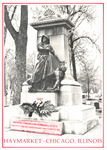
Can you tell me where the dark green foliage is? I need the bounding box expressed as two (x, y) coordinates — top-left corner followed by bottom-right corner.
(20, 100), (58, 117)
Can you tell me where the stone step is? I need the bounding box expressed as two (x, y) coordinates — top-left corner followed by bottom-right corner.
(18, 110), (60, 122)
(11, 118), (63, 136)
(4, 104), (96, 128)
(5, 105), (99, 135)
(4, 105), (60, 128)
(58, 105), (96, 121)
(63, 116), (99, 135)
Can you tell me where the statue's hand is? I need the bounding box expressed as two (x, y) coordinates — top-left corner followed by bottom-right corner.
(51, 50), (55, 55)
(27, 79), (32, 85)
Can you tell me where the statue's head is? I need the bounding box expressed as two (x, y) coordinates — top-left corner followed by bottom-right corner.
(41, 35), (50, 44)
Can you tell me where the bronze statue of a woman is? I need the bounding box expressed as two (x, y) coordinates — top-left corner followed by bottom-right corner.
(28, 35), (66, 92)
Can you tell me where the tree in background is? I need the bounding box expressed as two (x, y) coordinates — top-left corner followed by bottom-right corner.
(4, 49), (17, 105)
(55, 5), (101, 81)
(4, 5), (28, 104)
(78, 60), (101, 99)
(4, 5), (17, 103)
(4, 5), (17, 45)
(26, 51), (35, 75)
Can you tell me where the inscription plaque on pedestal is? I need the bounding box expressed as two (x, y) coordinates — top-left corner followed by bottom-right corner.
(11, 119), (63, 136)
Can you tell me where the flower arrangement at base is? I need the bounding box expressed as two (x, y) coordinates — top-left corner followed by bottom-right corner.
(20, 100), (58, 117)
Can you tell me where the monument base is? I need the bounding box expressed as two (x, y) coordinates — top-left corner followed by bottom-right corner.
(21, 91), (59, 106)
(11, 118), (63, 136)
(8, 81), (99, 135)
(9, 104), (99, 135)
(58, 104), (99, 134)
(58, 105), (96, 121)
(21, 83), (59, 106)
(59, 78), (82, 106)
(63, 116), (99, 135)
(21, 79), (82, 107)
(10, 116), (99, 135)
(18, 108), (60, 121)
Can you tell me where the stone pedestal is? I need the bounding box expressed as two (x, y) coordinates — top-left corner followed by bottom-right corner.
(21, 82), (59, 106)
(21, 91), (58, 106)
(58, 105), (99, 134)
(9, 104), (99, 135)
(4, 105), (60, 128)
(59, 84), (82, 106)
(63, 116), (99, 134)
(58, 105), (96, 121)
(11, 118), (63, 136)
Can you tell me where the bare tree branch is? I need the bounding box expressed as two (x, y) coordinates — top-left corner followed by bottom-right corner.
(73, 36), (101, 53)
(4, 5), (17, 45)
(75, 17), (86, 29)
(4, 24), (7, 45)
(10, 5), (17, 21)
(4, 5), (18, 41)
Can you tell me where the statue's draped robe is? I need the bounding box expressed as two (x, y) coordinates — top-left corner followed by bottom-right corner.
(32, 42), (60, 90)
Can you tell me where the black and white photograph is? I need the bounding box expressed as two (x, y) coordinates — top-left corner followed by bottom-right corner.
(0, 1), (106, 149)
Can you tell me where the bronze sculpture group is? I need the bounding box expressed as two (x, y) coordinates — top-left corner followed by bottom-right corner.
(27, 35), (66, 92)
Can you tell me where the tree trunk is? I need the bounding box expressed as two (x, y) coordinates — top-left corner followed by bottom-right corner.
(4, 5), (28, 105)
(13, 37), (27, 104)
(4, 26), (7, 45)
(87, 76), (90, 99)
(13, 6), (28, 105)
(4, 56), (8, 105)
(71, 49), (77, 81)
